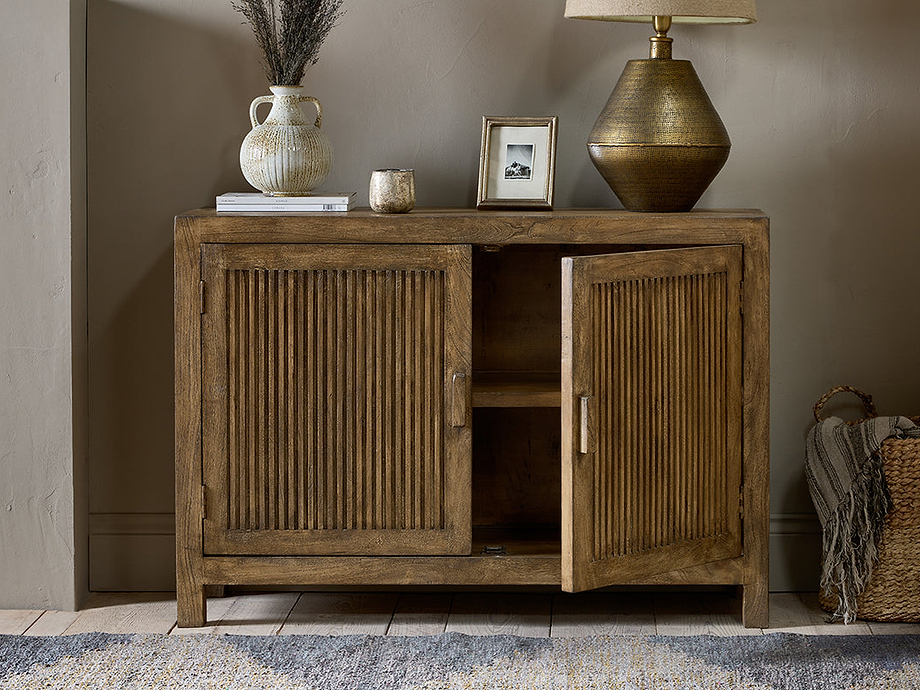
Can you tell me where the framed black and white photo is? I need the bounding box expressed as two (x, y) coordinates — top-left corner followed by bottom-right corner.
(477, 116), (557, 210)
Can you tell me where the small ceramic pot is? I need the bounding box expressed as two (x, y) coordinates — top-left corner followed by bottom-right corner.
(369, 169), (415, 213)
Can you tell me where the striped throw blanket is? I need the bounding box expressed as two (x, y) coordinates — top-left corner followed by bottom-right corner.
(805, 415), (920, 623)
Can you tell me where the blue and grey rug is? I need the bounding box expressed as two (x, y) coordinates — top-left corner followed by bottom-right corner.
(2, 631), (920, 688)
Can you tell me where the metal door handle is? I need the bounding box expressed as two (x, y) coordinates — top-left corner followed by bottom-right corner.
(451, 372), (467, 428)
(579, 395), (596, 454)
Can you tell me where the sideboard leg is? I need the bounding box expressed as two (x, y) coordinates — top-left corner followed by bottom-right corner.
(741, 581), (769, 629)
(177, 580), (207, 628)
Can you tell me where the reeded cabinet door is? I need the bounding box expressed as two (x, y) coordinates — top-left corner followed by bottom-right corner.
(200, 243), (472, 556)
(561, 246), (744, 592)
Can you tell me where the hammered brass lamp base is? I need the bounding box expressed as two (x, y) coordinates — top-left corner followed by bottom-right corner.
(588, 58), (731, 212)
(589, 141), (730, 212)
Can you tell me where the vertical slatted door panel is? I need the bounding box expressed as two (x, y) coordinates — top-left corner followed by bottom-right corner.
(561, 246), (743, 592)
(200, 244), (472, 556)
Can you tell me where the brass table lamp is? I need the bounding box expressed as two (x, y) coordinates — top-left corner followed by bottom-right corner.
(564, 0), (757, 212)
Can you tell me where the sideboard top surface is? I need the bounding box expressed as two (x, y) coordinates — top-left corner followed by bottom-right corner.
(176, 208), (769, 247)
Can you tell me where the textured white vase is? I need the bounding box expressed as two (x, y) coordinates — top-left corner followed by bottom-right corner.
(240, 85), (332, 196)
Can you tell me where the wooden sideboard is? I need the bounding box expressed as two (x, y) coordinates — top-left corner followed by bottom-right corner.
(174, 208), (769, 628)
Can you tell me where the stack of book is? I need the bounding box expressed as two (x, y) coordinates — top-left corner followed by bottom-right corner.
(216, 192), (357, 213)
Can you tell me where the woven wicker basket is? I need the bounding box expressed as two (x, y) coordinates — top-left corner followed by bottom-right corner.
(814, 386), (920, 622)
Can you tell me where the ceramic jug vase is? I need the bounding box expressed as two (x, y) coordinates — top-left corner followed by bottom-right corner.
(240, 85), (332, 196)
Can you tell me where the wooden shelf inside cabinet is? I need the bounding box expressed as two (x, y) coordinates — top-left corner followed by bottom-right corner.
(473, 526), (562, 558)
(472, 372), (561, 408)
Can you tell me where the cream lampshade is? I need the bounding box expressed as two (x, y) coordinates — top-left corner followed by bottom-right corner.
(564, 0), (757, 212)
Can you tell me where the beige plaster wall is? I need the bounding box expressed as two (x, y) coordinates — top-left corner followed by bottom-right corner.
(0, 1), (87, 610)
(84, 0), (920, 591)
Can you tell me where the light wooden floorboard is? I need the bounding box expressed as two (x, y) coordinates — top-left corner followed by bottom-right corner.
(654, 592), (763, 636)
(387, 593), (452, 636)
(446, 593), (552, 637)
(868, 620), (920, 635)
(551, 592), (656, 637)
(280, 593), (399, 636)
(169, 595), (267, 636)
(62, 593), (177, 635)
(23, 610), (81, 636)
(767, 592), (872, 635)
(0, 609), (43, 635)
(5, 591), (915, 637)
(189, 593), (300, 636)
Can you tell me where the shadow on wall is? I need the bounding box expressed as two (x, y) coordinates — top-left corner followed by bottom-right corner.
(91, 247), (174, 511)
(823, 131), (920, 410)
(822, 0), (920, 406)
(759, 0), (920, 590)
(785, 2), (920, 428)
(87, 0), (261, 525)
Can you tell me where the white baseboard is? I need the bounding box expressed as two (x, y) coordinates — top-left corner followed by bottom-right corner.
(88, 512), (824, 593)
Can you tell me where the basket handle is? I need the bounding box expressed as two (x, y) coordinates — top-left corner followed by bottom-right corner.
(813, 385), (879, 422)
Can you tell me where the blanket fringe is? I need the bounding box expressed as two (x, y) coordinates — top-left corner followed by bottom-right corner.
(819, 451), (890, 624)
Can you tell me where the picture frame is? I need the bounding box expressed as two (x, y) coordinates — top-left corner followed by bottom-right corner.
(477, 116), (558, 210)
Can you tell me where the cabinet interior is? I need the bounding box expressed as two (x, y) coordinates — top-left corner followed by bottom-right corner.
(470, 244), (641, 554)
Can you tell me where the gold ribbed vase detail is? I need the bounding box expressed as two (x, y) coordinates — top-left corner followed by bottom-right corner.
(240, 85), (332, 196)
(588, 59), (730, 212)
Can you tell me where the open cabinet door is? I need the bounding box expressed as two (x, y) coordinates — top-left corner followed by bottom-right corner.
(561, 246), (743, 592)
